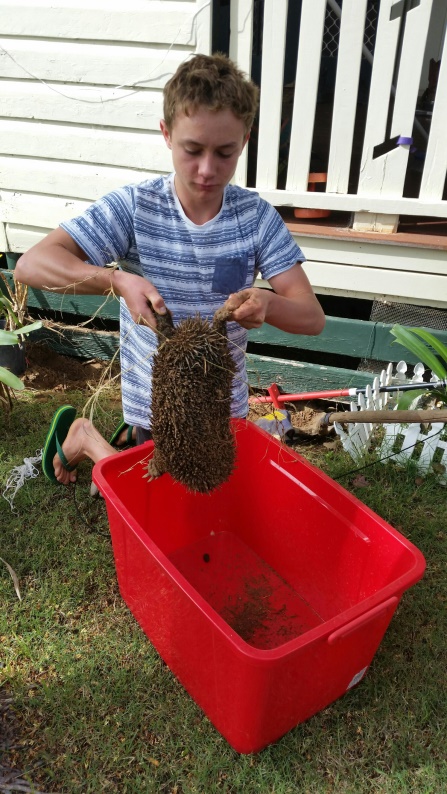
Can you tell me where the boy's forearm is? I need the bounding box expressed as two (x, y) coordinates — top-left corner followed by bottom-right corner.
(264, 290), (325, 336)
(15, 244), (115, 296)
(229, 284), (325, 334)
(16, 231), (166, 327)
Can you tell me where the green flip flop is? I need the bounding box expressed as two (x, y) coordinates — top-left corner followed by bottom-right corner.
(42, 405), (77, 483)
(109, 419), (135, 448)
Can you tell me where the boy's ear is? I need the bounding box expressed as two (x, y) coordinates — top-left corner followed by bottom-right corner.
(243, 131), (251, 148)
(160, 119), (172, 148)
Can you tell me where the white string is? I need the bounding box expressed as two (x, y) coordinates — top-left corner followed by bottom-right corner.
(0, 0), (211, 105)
(2, 449), (43, 512)
(0, 43), (175, 103)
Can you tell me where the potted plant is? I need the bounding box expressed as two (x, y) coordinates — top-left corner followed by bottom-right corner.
(0, 275), (42, 410)
(390, 324), (447, 408)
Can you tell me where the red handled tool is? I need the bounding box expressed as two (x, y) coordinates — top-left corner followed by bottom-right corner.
(249, 380), (447, 409)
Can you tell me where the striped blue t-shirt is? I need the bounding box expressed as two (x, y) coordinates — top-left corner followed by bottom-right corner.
(61, 175), (304, 429)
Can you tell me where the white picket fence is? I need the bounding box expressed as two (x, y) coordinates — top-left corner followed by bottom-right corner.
(230, 0), (447, 229)
(334, 361), (447, 484)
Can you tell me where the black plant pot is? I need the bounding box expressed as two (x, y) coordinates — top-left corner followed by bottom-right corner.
(0, 341), (26, 376)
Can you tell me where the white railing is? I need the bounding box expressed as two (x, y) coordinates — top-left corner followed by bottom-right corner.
(230, 0), (447, 228)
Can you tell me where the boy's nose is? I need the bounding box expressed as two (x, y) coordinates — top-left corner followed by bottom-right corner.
(197, 153), (216, 179)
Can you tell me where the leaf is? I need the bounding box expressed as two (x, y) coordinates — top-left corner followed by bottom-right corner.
(0, 329), (20, 345)
(430, 389), (447, 405)
(0, 556), (22, 601)
(0, 365), (24, 390)
(15, 320), (43, 336)
(396, 388), (427, 410)
(390, 325), (447, 380)
(0, 295), (20, 328)
(409, 327), (447, 367)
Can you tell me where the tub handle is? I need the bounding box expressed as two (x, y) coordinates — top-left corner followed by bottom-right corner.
(327, 596), (399, 645)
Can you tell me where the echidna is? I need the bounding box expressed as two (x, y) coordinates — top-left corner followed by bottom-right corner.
(146, 291), (249, 493)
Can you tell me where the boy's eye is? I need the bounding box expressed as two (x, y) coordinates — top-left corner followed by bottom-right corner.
(183, 148), (233, 158)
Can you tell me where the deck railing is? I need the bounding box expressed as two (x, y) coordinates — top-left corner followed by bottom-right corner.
(230, 0), (447, 230)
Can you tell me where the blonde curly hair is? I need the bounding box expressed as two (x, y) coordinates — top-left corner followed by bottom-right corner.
(163, 52), (259, 134)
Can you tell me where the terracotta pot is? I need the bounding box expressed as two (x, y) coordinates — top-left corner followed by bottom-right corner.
(294, 172), (331, 219)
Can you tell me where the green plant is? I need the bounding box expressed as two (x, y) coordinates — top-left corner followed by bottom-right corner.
(390, 324), (447, 408)
(0, 276), (42, 405)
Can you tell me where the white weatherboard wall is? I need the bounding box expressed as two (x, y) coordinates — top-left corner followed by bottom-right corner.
(0, 0), (211, 252)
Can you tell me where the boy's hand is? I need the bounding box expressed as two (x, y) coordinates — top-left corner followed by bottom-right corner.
(111, 270), (166, 328)
(228, 265), (325, 336)
(227, 288), (271, 329)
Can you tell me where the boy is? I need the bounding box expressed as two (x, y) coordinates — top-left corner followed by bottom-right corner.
(15, 53), (325, 484)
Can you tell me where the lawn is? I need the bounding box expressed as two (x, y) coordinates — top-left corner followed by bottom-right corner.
(1, 347), (446, 794)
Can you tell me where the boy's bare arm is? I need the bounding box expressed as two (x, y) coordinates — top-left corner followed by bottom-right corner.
(15, 228), (165, 327)
(229, 263), (325, 335)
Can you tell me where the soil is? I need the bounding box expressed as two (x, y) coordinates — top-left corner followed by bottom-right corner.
(221, 575), (274, 644)
(22, 343), (114, 391)
(248, 400), (331, 437)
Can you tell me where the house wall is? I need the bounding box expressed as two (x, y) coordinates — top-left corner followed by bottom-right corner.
(0, 0), (211, 252)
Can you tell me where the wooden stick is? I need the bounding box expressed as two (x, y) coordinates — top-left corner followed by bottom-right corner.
(325, 409), (447, 426)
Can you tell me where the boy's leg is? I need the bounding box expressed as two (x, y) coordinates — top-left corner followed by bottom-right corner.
(53, 418), (118, 485)
(135, 427), (152, 445)
(110, 421), (139, 448)
(53, 420), (152, 486)
(111, 425), (152, 447)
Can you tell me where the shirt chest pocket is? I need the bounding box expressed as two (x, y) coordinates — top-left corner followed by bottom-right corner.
(211, 254), (249, 295)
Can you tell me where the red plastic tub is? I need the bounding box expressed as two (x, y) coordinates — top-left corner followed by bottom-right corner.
(92, 418), (425, 753)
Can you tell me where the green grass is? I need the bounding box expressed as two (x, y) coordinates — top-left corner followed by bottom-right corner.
(1, 388), (446, 793)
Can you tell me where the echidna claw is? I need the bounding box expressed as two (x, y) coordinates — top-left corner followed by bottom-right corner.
(144, 459), (164, 481)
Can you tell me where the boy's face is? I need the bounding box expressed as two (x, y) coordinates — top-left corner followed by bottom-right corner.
(160, 107), (248, 217)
